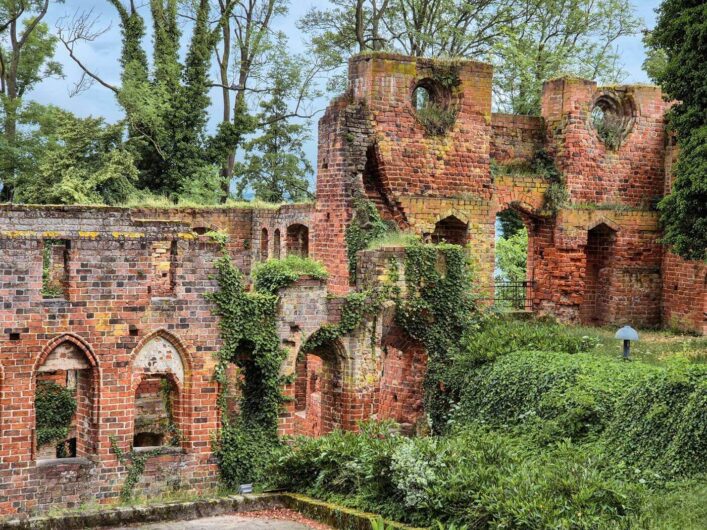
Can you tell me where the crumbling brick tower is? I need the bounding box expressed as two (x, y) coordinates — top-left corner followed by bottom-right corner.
(312, 53), (704, 331)
(313, 54), (497, 295)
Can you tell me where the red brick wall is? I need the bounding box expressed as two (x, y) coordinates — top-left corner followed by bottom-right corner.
(541, 79), (669, 208)
(490, 113), (545, 164)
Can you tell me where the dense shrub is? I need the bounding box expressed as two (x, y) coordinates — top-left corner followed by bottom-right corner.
(215, 423), (282, 489)
(252, 256), (328, 294)
(605, 366), (707, 478)
(272, 425), (645, 528)
(451, 350), (657, 442)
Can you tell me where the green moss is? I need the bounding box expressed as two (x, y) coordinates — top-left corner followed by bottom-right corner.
(252, 256), (328, 294)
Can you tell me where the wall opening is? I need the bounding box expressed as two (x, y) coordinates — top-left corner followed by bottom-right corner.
(260, 228), (269, 261)
(273, 229), (281, 259)
(494, 208), (532, 310)
(580, 223), (617, 324)
(293, 343), (342, 436)
(150, 240), (177, 298)
(363, 144), (398, 223)
(133, 375), (180, 448)
(286, 224), (309, 258)
(35, 340), (96, 460)
(590, 92), (635, 150)
(132, 333), (188, 448)
(431, 215), (467, 245)
(42, 239), (70, 299)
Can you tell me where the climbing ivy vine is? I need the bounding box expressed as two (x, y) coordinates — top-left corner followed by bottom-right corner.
(345, 195), (390, 283)
(206, 233), (289, 487)
(395, 243), (477, 432)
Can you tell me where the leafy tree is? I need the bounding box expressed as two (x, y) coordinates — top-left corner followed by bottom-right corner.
(650, 0), (707, 260)
(12, 105), (138, 205)
(236, 50), (313, 202)
(495, 226), (527, 282)
(497, 208), (524, 239)
(59, 0), (226, 201)
(0, 0), (64, 199)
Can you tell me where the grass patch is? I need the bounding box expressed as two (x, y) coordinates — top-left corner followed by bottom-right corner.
(252, 256), (328, 294)
(366, 232), (421, 250)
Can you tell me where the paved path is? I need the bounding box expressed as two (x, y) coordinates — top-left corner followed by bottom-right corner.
(111, 514), (314, 529)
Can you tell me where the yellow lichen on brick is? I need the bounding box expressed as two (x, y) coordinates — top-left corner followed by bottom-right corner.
(112, 231), (144, 239)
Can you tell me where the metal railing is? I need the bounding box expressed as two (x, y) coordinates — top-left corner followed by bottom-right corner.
(493, 280), (534, 311)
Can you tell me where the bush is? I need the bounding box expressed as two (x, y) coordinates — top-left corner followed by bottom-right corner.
(605, 366), (707, 479)
(450, 350), (657, 442)
(252, 256), (327, 294)
(35, 381), (77, 447)
(272, 424), (646, 528)
(215, 423), (281, 489)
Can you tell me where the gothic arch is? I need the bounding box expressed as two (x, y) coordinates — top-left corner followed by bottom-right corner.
(129, 330), (192, 448)
(34, 333), (99, 375)
(130, 329), (192, 392)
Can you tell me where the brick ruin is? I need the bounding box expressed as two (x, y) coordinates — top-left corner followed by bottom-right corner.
(0, 53), (704, 514)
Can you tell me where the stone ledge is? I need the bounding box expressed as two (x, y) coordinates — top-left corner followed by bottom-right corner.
(0, 494), (284, 530)
(281, 493), (423, 530)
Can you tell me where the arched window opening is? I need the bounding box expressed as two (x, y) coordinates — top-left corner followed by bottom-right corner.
(580, 223), (617, 324)
(133, 375), (180, 448)
(35, 340), (96, 460)
(260, 228), (269, 261)
(132, 334), (187, 449)
(286, 224), (309, 258)
(293, 343), (342, 437)
(494, 209), (532, 311)
(273, 229), (281, 259)
(431, 215), (467, 246)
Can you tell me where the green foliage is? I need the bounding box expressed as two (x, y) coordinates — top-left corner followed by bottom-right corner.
(651, 0), (707, 260)
(494, 227), (527, 282)
(235, 46), (314, 202)
(396, 243), (476, 431)
(272, 424), (645, 528)
(252, 256), (328, 294)
(657, 126), (707, 260)
(208, 239), (288, 487)
(110, 436), (162, 502)
(605, 366), (707, 479)
(35, 381), (77, 448)
(414, 103), (458, 136)
(345, 196), (390, 282)
(11, 107), (138, 205)
(496, 208), (524, 239)
(592, 107), (626, 150)
(215, 422), (282, 489)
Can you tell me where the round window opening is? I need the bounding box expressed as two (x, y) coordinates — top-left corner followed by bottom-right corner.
(411, 79), (456, 135)
(590, 93), (635, 150)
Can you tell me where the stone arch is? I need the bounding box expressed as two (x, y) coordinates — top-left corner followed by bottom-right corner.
(587, 216), (620, 234)
(130, 330), (191, 449)
(294, 338), (346, 436)
(580, 222), (618, 324)
(431, 215), (468, 245)
(286, 224), (309, 258)
(33, 334), (100, 460)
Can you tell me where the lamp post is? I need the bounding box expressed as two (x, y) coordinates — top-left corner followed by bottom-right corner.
(615, 326), (639, 360)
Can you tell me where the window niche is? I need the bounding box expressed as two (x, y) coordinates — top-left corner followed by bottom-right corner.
(35, 339), (96, 461)
(273, 229), (281, 259)
(42, 239), (70, 299)
(590, 92), (636, 150)
(410, 77), (458, 136)
(260, 228), (269, 261)
(133, 375), (180, 448)
(149, 240), (177, 298)
(286, 224), (309, 258)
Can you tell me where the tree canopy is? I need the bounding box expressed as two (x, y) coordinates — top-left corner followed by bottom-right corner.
(650, 0), (707, 260)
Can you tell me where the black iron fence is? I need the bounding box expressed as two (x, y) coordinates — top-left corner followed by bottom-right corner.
(493, 280), (534, 311)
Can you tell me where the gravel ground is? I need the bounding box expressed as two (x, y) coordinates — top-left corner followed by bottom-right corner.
(110, 508), (332, 529)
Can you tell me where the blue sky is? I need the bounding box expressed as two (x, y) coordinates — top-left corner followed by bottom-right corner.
(31, 1), (662, 175)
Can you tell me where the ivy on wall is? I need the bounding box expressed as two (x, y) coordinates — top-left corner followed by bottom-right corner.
(395, 243), (477, 432)
(345, 195), (390, 283)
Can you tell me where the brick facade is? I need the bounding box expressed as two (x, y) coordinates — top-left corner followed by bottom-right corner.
(0, 53), (704, 516)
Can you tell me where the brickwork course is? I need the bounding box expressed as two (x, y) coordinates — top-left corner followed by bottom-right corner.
(0, 53), (704, 515)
